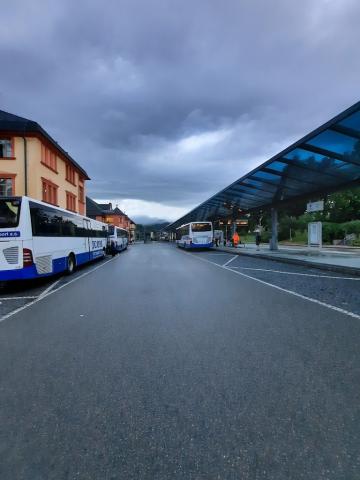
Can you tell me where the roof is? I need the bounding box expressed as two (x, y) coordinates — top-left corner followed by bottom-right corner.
(97, 203), (111, 211)
(86, 198), (129, 218)
(86, 197), (104, 216)
(113, 207), (126, 216)
(166, 101), (360, 230)
(0, 109), (90, 179)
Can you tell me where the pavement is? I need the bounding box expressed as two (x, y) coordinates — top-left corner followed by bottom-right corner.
(214, 242), (360, 275)
(0, 243), (360, 479)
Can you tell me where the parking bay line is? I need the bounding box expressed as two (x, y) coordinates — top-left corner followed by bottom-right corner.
(0, 257), (115, 324)
(38, 279), (61, 298)
(228, 266), (360, 280)
(181, 250), (360, 320)
(222, 255), (238, 267)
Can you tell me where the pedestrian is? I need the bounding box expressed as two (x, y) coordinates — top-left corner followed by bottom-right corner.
(255, 231), (261, 251)
(232, 231), (239, 248)
(110, 240), (117, 257)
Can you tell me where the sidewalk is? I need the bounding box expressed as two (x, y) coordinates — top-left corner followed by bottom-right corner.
(214, 243), (360, 275)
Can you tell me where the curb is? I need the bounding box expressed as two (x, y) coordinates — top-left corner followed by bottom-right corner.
(213, 247), (360, 276)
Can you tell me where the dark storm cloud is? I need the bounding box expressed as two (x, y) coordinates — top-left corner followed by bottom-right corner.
(1, 0), (360, 214)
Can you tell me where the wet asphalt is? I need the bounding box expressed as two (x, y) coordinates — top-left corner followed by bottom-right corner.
(0, 243), (360, 479)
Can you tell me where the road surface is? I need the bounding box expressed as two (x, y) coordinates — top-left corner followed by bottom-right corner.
(0, 243), (359, 479)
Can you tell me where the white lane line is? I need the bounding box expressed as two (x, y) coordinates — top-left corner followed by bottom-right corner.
(0, 296), (37, 301)
(222, 255), (238, 267)
(181, 250), (360, 320)
(38, 279), (61, 298)
(228, 266), (360, 280)
(0, 257), (115, 324)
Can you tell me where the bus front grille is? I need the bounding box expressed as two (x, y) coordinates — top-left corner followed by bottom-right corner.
(3, 246), (19, 265)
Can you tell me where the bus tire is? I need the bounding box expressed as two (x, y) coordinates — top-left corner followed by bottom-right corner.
(66, 253), (76, 275)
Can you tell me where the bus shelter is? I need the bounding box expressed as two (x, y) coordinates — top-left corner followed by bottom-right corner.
(165, 101), (360, 249)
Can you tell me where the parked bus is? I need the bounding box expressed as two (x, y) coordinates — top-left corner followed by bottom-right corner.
(107, 225), (128, 253)
(0, 196), (108, 281)
(176, 222), (213, 249)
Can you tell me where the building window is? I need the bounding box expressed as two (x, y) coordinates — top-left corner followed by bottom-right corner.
(66, 192), (77, 212)
(41, 144), (57, 171)
(42, 178), (58, 206)
(0, 139), (14, 158)
(78, 184), (85, 203)
(0, 175), (15, 196)
(66, 164), (76, 185)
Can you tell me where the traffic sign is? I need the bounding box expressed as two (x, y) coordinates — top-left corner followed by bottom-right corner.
(307, 200), (324, 213)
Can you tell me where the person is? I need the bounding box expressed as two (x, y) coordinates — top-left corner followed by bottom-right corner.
(232, 231), (239, 247)
(255, 231), (261, 250)
(215, 237), (219, 247)
(110, 240), (117, 257)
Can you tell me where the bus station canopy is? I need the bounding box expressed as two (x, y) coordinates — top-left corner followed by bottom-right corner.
(166, 101), (360, 231)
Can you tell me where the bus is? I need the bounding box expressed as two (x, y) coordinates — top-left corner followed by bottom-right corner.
(107, 225), (128, 253)
(0, 196), (108, 281)
(176, 222), (213, 249)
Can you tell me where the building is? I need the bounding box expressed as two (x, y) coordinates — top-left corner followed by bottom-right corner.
(0, 110), (89, 214)
(86, 197), (136, 240)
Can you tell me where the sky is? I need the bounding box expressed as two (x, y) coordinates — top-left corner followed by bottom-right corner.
(1, 0), (360, 223)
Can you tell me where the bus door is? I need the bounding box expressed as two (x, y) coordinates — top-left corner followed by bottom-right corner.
(83, 219), (91, 261)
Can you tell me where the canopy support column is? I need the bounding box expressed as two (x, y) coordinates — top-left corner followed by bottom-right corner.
(231, 222), (237, 236)
(270, 207), (278, 251)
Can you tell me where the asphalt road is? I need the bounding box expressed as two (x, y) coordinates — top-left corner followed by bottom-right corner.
(0, 243), (360, 479)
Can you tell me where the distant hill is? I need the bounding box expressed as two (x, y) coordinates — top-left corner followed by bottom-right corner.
(132, 215), (170, 226)
(136, 222), (169, 232)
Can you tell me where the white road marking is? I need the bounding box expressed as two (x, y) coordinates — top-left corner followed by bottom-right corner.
(0, 296), (37, 301)
(228, 266), (360, 280)
(206, 253), (233, 256)
(180, 250), (360, 320)
(0, 257), (115, 323)
(38, 279), (61, 298)
(222, 255), (238, 267)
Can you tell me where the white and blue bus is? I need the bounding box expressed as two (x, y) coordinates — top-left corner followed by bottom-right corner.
(176, 222), (213, 249)
(0, 196), (108, 281)
(108, 225), (128, 253)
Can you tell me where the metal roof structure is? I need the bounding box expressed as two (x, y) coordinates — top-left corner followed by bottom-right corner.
(166, 101), (360, 230)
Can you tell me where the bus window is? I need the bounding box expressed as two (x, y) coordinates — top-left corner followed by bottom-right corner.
(0, 199), (21, 228)
(191, 223), (212, 232)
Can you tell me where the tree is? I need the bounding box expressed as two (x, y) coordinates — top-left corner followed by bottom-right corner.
(324, 186), (360, 223)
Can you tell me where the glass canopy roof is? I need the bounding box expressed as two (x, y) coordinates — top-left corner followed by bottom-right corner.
(167, 101), (360, 230)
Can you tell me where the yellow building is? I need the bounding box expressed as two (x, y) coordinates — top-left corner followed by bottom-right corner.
(0, 110), (89, 214)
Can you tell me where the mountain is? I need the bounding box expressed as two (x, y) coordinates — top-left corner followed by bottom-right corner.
(132, 215), (170, 226)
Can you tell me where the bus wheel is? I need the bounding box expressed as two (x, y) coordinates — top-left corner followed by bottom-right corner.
(66, 254), (76, 275)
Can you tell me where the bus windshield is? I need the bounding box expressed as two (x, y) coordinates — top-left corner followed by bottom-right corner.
(0, 199), (21, 228)
(191, 223), (212, 232)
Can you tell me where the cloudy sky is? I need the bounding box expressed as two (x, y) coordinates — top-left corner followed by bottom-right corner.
(1, 0), (360, 222)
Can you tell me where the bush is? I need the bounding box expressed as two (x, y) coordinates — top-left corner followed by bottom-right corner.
(342, 220), (360, 235)
(260, 230), (271, 243)
(322, 223), (346, 243)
